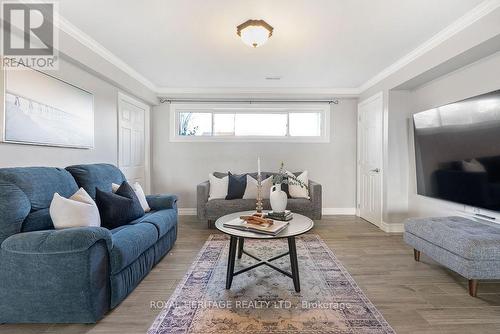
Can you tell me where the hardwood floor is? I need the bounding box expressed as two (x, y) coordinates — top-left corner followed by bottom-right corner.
(2, 215), (500, 334)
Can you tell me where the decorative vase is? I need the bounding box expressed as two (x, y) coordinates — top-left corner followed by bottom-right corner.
(270, 184), (287, 213)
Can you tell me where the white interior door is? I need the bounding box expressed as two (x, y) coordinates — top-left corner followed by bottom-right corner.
(118, 92), (150, 193)
(357, 93), (383, 226)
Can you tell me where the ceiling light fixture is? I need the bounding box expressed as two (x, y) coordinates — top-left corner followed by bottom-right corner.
(237, 19), (273, 48)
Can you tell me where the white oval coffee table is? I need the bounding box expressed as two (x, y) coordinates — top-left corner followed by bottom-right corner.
(215, 211), (314, 292)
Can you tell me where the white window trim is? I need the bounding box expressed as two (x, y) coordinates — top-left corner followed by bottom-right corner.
(169, 103), (331, 143)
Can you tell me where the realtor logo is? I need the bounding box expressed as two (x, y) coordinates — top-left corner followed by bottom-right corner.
(1, 1), (58, 69)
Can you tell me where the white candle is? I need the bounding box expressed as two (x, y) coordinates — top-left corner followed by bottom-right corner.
(257, 157), (261, 177)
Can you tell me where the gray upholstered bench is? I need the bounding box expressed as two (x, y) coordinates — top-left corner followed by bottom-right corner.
(404, 216), (500, 297)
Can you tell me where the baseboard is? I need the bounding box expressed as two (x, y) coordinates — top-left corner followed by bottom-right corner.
(178, 207), (357, 216)
(380, 221), (405, 233)
(322, 208), (356, 215)
(178, 208), (197, 216)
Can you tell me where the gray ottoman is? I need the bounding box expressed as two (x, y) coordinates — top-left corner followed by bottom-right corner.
(404, 216), (500, 296)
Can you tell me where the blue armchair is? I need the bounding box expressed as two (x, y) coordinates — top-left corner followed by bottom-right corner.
(0, 164), (178, 323)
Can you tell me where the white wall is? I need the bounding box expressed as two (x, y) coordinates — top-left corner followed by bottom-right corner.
(358, 7), (500, 226)
(151, 100), (358, 210)
(408, 52), (500, 218)
(360, 7), (500, 100)
(0, 58), (140, 168)
(58, 25), (158, 105)
(384, 90), (411, 223)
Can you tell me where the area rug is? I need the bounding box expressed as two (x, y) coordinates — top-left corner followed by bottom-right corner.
(148, 234), (395, 334)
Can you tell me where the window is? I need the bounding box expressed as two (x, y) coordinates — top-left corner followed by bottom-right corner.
(170, 103), (330, 142)
(179, 112), (211, 136)
(289, 112), (321, 136)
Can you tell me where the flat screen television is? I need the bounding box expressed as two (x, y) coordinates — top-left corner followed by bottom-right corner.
(413, 90), (500, 212)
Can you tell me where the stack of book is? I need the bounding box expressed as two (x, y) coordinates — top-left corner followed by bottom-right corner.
(223, 217), (289, 236)
(266, 210), (294, 221)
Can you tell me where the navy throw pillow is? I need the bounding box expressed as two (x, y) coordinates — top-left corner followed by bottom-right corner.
(95, 181), (145, 229)
(226, 172), (247, 200)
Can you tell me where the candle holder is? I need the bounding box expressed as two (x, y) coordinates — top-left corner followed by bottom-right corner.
(256, 173), (263, 213)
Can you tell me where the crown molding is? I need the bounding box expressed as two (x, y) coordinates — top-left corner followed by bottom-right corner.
(53, 0), (500, 99)
(55, 16), (158, 92)
(358, 0), (500, 94)
(156, 87), (361, 99)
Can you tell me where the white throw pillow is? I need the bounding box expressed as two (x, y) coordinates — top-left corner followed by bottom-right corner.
(112, 182), (151, 212)
(133, 182), (151, 212)
(208, 173), (228, 200)
(286, 170), (310, 199)
(462, 159), (486, 173)
(243, 175), (273, 199)
(50, 188), (101, 229)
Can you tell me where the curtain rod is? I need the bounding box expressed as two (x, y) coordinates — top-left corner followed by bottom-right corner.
(159, 98), (340, 104)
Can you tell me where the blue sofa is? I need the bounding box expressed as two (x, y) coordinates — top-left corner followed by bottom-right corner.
(0, 164), (178, 323)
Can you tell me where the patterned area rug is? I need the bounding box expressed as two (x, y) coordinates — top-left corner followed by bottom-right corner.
(148, 234), (395, 334)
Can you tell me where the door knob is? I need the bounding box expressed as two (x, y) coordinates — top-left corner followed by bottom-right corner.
(370, 168), (380, 173)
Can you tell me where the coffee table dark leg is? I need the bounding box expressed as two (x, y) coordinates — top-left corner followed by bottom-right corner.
(237, 237), (244, 259)
(226, 236), (238, 289)
(288, 236), (301, 292)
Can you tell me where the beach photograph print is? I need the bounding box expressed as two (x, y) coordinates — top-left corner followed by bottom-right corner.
(3, 68), (94, 148)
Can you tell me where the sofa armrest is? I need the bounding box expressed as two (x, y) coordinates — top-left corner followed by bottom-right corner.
(0, 227), (112, 323)
(309, 180), (322, 220)
(146, 194), (178, 211)
(197, 181), (210, 221)
(1, 227), (112, 254)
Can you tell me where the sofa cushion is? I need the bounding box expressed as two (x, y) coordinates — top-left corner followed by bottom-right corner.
(405, 216), (500, 261)
(243, 175), (273, 200)
(109, 225), (129, 235)
(206, 199), (260, 217)
(0, 167), (78, 211)
(130, 209), (177, 239)
(286, 170), (310, 199)
(50, 188), (101, 229)
(112, 182), (151, 212)
(66, 164), (126, 199)
(226, 172), (247, 200)
(0, 181), (31, 244)
(96, 182), (145, 229)
(209, 173), (228, 200)
(110, 223), (158, 274)
(285, 198), (314, 212)
(213, 171), (272, 179)
(206, 198), (313, 218)
(22, 208), (54, 232)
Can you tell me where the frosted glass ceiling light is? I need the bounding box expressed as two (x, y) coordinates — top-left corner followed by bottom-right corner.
(237, 20), (273, 48)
